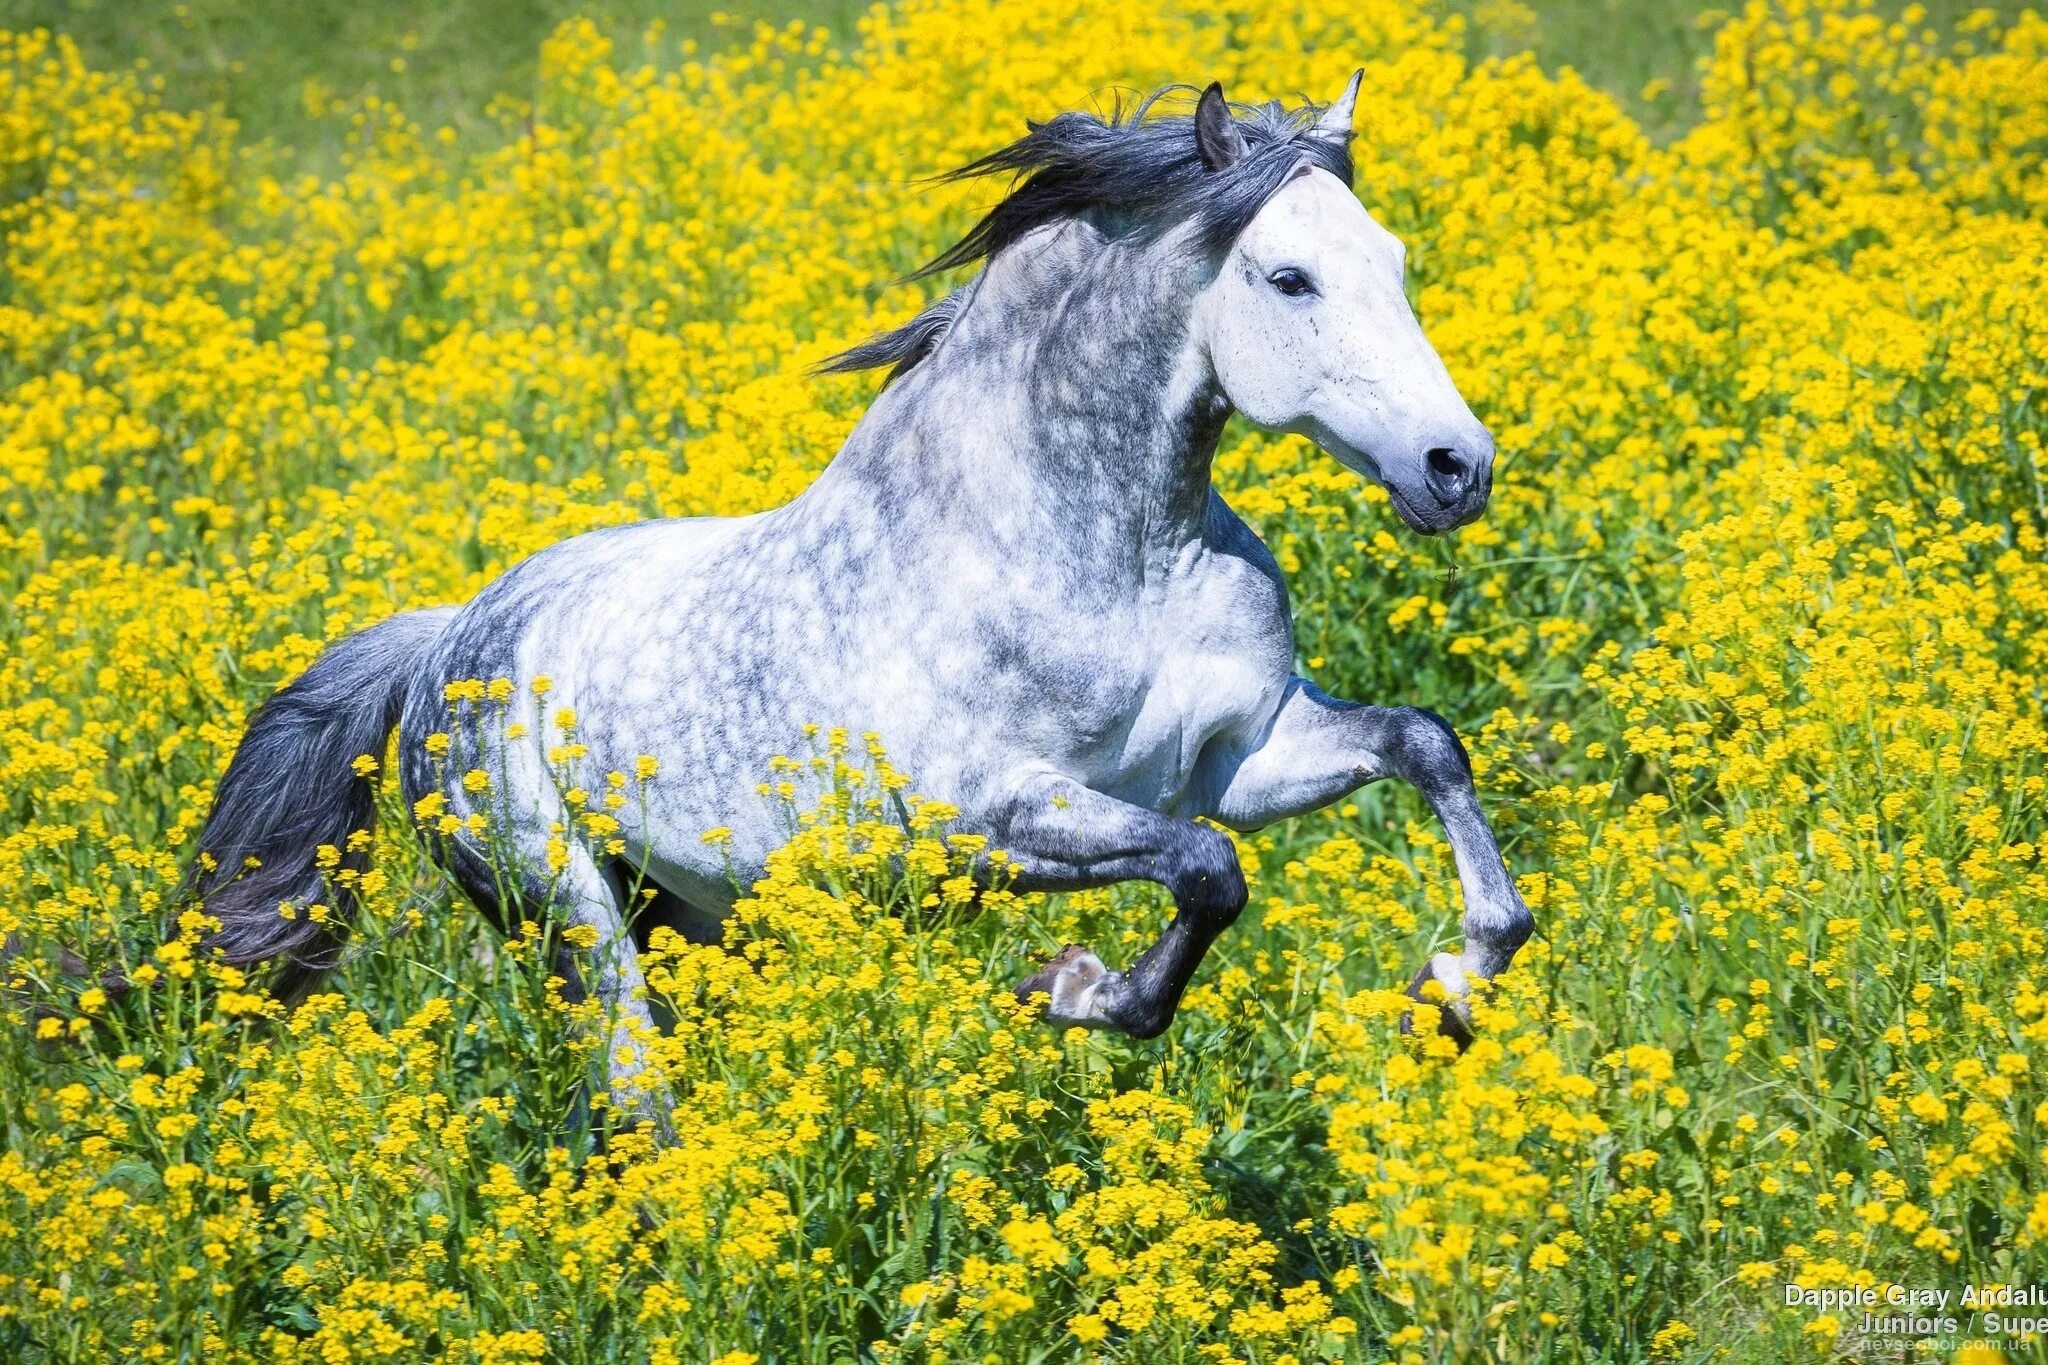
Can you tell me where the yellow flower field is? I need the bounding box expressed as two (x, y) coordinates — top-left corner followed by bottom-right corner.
(2, 0), (2046, 1359)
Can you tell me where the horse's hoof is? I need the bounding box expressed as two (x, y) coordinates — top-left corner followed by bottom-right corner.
(1014, 944), (1115, 1027)
(1400, 960), (1474, 1052)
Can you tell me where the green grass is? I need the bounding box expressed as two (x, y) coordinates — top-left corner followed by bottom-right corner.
(3, 0), (2031, 165)
(1451, 0), (2034, 140)
(0, 0), (866, 165)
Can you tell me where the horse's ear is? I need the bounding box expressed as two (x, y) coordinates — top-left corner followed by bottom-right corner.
(1317, 69), (1363, 142)
(1194, 82), (1245, 171)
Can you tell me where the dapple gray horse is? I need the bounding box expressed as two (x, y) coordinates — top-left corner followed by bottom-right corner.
(189, 77), (1534, 1121)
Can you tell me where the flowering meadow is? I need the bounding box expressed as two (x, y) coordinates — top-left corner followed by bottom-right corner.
(3, 0), (2047, 1359)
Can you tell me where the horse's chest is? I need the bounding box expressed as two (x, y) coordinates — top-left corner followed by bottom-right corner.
(1084, 559), (1294, 807)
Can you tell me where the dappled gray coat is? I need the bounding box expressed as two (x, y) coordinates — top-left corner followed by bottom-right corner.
(186, 76), (1533, 1128)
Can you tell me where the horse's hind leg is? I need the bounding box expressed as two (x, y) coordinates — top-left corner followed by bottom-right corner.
(437, 826), (670, 1134)
(991, 773), (1248, 1039)
(437, 829), (590, 1006)
(539, 842), (669, 1131)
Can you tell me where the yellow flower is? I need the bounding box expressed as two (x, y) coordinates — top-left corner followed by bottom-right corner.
(3, 2), (2045, 1359)
(1069, 1313), (1109, 1344)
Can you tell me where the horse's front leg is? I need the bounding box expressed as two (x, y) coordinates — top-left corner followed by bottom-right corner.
(1196, 678), (1534, 1043)
(991, 773), (1247, 1039)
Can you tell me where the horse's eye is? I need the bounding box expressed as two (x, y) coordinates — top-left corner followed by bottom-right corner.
(1268, 267), (1314, 297)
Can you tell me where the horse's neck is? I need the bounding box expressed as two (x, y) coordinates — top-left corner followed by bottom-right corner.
(827, 222), (1225, 563)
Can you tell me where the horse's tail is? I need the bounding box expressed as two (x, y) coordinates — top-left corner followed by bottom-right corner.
(185, 607), (455, 1001)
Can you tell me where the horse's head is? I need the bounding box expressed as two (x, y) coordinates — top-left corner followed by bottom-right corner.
(828, 77), (1495, 532)
(1191, 77), (1494, 534)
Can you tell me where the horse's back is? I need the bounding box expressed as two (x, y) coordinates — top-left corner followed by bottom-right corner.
(425, 514), (750, 679)
(398, 513), (757, 802)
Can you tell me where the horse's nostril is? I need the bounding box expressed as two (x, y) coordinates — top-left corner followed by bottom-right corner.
(1424, 446), (1467, 503)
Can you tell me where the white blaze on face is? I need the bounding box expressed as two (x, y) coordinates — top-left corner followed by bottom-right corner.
(1194, 165), (1495, 534)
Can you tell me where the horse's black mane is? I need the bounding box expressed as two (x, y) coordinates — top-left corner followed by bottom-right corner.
(823, 85), (1354, 382)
